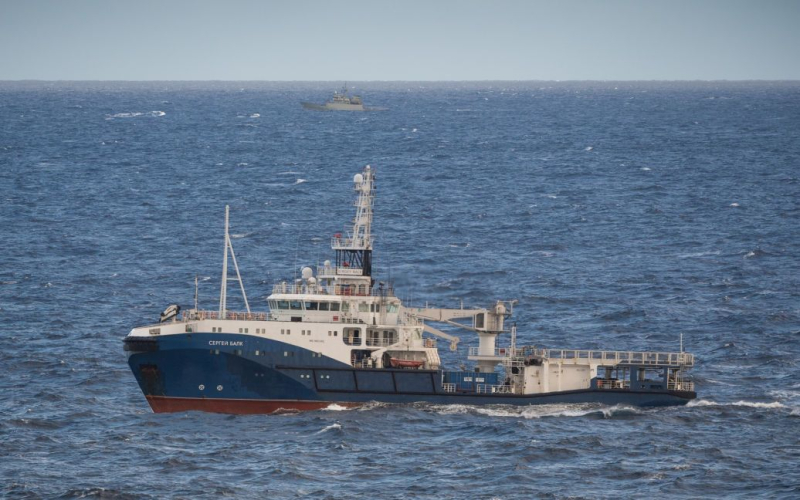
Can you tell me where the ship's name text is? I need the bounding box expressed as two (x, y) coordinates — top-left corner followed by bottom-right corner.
(208, 340), (244, 347)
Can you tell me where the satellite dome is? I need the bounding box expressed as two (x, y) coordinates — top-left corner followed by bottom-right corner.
(354, 173), (363, 184)
(308, 277), (317, 285)
(301, 267), (313, 279)
(324, 260), (331, 267)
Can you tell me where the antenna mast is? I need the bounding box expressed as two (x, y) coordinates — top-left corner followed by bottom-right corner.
(332, 165), (375, 278)
(219, 205), (251, 318)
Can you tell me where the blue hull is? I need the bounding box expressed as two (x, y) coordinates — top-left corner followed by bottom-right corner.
(125, 333), (695, 414)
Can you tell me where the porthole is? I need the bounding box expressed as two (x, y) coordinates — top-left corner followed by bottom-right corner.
(217, 385), (223, 391)
(199, 384), (205, 390)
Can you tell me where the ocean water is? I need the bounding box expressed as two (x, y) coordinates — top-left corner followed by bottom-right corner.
(1, 81), (799, 499)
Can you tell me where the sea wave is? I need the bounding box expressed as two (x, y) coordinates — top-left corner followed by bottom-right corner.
(105, 111), (165, 119)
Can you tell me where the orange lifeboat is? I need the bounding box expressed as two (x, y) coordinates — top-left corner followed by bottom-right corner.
(389, 358), (424, 369)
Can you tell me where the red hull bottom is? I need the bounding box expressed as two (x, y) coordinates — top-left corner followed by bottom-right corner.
(146, 396), (361, 414)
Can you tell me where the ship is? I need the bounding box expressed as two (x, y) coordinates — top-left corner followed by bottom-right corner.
(124, 165), (696, 414)
(301, 85), (380, 111)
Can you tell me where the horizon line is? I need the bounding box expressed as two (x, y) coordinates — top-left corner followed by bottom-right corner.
(2, 79), (800, 83)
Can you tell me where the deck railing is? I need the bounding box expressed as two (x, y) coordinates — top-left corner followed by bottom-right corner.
(182, 310), (268, 322)
(469, 346), (694, 367)
(668, 380), (695, 391)
(270, 283), (395, 297)
(365, 337), (399, 347)
(595, 379), (631, 390)
(476, 384), (513, 394)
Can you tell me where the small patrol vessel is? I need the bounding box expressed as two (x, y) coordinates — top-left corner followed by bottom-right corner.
(301, 85), (376, 111)
(124, 166), (696, 414)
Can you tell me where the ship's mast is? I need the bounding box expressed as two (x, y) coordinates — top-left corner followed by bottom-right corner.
(219, 207), (229, 315)
(218, 205), (250, 318)
(332, 165), (375, 278)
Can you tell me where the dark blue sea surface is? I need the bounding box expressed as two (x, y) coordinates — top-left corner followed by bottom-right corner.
(1, 81), (799, 499)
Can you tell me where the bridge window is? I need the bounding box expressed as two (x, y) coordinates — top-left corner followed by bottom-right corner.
(278, 300), (289, 309)
(305, 301), (318, 311)
(319, 302), (330, 311)
(367, 329), (397, 346)
(343, 328), (361, 346)
(359, 303), (369, 312)
(290, 301), (302, 310)
(330, 302), (340, 312)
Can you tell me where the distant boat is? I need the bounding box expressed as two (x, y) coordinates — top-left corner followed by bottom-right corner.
(302, 85), (383, 111)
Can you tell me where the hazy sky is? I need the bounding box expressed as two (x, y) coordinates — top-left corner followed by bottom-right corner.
(1, 0), (798, 80)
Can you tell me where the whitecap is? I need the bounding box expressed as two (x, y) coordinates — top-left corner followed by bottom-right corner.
(730, 202), (740, 207)
(412, 128), (418, 132)
(641, 167), (651, 171)
(315, 422), (342, 434)
(250, 113), (260, 118)
(236, 162), (249, 166)
(688, 399), (786, 409)
(677, 250), (720, 259)
(294, 179), (307, 185)
(107, 112), (142, 119)
(704, 378), (736, 387)
(520, 403), (640, 419)
(230, 233), (248, 239)
(322, 404), (350, 411)
(585, 146), (593, 151)
(106, 110), (165, 119)
(768, 390), (800, 400)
